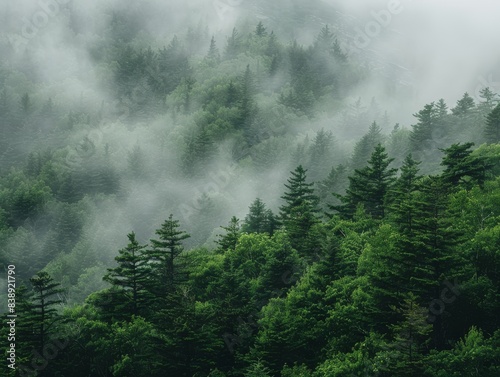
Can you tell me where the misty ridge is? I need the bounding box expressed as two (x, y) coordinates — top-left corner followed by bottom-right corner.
(1, 1), (500, 376)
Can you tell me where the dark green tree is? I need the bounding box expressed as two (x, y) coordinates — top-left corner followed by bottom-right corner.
(242, 198), (275, 235)
(485, 102), (500, 143)
(337, 144), (397, 219)
(389, 154), (422, 234)
(440, 142), (490, 190)
(146, 214), (190, 292)
(28, 272), (63, 354)
(103, 232), (150, 318)
(216, 216), (241, 253)
(279, 166), (320, 256)
(410, 103), (437, 154)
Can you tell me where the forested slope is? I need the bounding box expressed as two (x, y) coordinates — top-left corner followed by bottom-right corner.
(1, 1), (500, 376)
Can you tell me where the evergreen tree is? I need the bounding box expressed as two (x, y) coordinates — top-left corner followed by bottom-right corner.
(242, 198), (275, 234)
(337, 144), (397, 219)
(238, 65), (256, 134)
(279, 166), (320, 256)
(485, 102), (500, 143)
(386, 293), (432, 376)
(255, 21), (268, 37)
(389, 154), (422, 234)
(103, 232), (150, 318)
(307, 129), (335, 182)
(206, 36), (220, 65)
(225, 27), (241, 59)
(440, 142), (490, 190)
(477, 87), (498, 116)
(28, 272), (63, 354)
(452, 92), (476, 118)
(146, 214), (190, 292)
(351, 122), (383, 169)
(410, 103), (437, 154)
(216, 216), (240, 253)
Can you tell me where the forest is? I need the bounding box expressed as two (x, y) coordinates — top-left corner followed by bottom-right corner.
(1, 1), (500, 376)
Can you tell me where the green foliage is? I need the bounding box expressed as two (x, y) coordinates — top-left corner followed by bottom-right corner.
(485, 102), (500, 143)
(279, 165), (320, 256)
(103, 232), (150, 319)
(336, 144), (397, 219)
(146, 214), (190, 293)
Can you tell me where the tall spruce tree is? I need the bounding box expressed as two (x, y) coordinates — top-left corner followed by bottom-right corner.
(410, 103), (437, 154)
(485, 102), (500, 143)
(147, 214), (190, 292)
(336, 144), (397, 219)
(28, 272), (63, 354)
(279, 165), (320, 256)
(440, 142), (490, 190)
(216, 216), (241, 253)
(242, 198), (276, 235)
(103, 232), (150, 317)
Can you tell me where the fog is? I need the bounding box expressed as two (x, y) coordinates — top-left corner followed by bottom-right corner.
(1, 0), (499, 299)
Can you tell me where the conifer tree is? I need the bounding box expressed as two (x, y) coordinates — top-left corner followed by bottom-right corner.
(478, 87), (498, 113)
(485, 102), (500, 143)
(410, 103), (437, 154)
(440, 142), (490, 190)
(238, 65), (256, 133)
(28, 272), (63, 354)
(103, 232), (150, 317)
(308, 129), (335, 182)
(206, 36), (220, 65)
(279, 166), (320, 255)
(255, 21), (267, 37)
(451, 92), (476, 118)
(242, 198), (274, 234)
(147, 214), (190, 292)
(389, 154), (422, 234)
(216, 216), (241, 253)
(351, 122), (383, 169)
(336, 144), (397, 219)
(225, 27), (241, 59)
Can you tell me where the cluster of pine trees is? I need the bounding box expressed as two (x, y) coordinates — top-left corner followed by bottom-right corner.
(6, 139), (500, 376)
(1, 7), (500, 376)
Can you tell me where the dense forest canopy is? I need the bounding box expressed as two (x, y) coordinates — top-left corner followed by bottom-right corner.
(1, 1), (500, 376)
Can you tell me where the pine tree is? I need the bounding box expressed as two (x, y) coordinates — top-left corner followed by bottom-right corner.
(478, 87), (498, 115)
(389, 154), (422, 234)
(485, 102), (500, 143)
(452, 92), (476, 118)
(225, 27), (241, 59)
(205, 36), (220, 65)
(307, 129), (335, 182)
(29, 272), (63, 354)
(238, 65), (256, 133)
(436, 98), (448, 118)
(440, 142), (490, 190)
(337, 144), (397, 219)
(351, 122), (383, 169)
(255, 21), (267, 37)
(242, 198), (274, 234)
(410, 103), (437, 154)
(103, 232), (150, 317)
(147, 214), (190, 292)
(279, 166), (320, 256)
(387, 293), (432, 376)
(216, 216), (241, 253)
